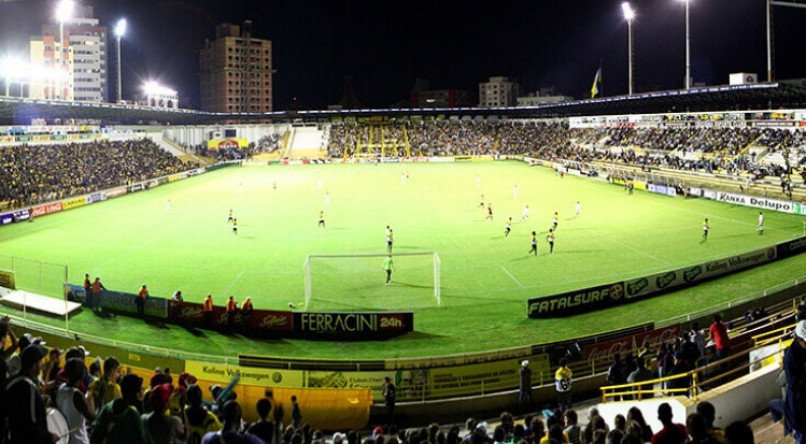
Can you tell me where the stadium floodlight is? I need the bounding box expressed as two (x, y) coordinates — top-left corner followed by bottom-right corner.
(55, 0), (74, 100)
(114, 18), (127, 103)
(142, 80), (177, 97)
(0, 55), (28, 97)
(679, 0), (691, 90)
(622, 2), (635, 95)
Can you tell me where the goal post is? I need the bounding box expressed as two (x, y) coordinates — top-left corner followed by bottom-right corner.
(303, 251), (441, 310)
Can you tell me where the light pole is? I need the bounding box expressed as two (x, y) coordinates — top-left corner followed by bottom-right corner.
(55, 0), (74, 100)
(680, 0), (691, 89)
(114, 18), (127, 103)
(622, 2), (635, 95)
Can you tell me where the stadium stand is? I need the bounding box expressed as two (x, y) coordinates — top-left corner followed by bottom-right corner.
(0, 139), (188, 211)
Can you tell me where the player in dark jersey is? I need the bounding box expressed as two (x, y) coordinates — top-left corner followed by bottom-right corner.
(528, 231), (537, 256)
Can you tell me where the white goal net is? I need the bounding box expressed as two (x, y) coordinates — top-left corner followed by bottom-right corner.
(303, 252), (441, 311)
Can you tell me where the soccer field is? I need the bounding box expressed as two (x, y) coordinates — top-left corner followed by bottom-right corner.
(1, 161), (804, 359)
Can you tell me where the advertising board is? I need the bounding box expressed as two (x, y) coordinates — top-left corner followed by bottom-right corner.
(710, 191), (805, 215)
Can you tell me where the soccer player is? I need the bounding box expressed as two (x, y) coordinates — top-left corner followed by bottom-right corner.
(547, 230), (556, 253)
(505, 217), (512, 237)
(486, 203), (493, 220)
(512, 184), (519, 198)
(324, 192), (331, 207)
(575, 201), (581, 217)
(551, 212), (559, 231)
(232, 218), (238, 235)
(528, 231), (538, 256)
(227, 209), (234, 222)
(382, 255), (396, 285)
(521, 205), (530, 222)
(475, 174), (481, 188)
(479, 194), (485, 208)
(757, 211), (764, 235)
(702, 218), (710, 241)
(318, 211), (325, 228)
(387, 229), (394, 253)
(165, 200), (172, 212)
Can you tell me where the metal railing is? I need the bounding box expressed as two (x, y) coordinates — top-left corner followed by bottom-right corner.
(600, 329), (786, 403)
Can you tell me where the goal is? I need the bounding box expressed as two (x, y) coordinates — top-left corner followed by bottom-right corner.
(303, 252), (441, 310)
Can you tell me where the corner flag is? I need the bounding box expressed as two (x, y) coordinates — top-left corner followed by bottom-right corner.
(590, 67), (602, 98)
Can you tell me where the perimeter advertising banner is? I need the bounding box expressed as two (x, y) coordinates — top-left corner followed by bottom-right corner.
(305, 353), (549, 401)
(709, 191), (805, 215)
(293, 311), (413, 339)
(63, 283), (168, 318)
(528, 237), (805, 318)
(582, 324), (682, 362)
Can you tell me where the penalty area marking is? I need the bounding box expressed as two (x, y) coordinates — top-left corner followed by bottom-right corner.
(499, 265), (524, 288)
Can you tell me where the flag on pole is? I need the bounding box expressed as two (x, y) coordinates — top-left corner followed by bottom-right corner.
(590, 67), (602, 98)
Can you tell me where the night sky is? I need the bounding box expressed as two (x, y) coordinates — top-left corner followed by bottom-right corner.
(1, 0), (805, 110)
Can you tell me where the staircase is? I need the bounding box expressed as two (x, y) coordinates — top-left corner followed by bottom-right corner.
(286, 126), (327, 159)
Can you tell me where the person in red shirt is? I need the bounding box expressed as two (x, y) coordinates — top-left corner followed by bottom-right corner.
(202, 294), (214, 327)
(708, 314), (731, 359)
(136, 285), (148, 318)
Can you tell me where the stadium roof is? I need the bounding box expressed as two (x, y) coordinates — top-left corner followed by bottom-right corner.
(2, 79), (806, 125)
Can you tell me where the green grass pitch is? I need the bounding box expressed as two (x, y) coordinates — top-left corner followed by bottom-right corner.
(1, 160), (804, 359)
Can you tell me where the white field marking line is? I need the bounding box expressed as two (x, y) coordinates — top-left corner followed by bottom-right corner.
(499, 265), (524, 288)
(220, 270), (246, 296)
(587, 227), (672, 266)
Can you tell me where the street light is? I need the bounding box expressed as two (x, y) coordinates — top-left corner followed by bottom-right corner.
(679, 0), (691, 90)
(622, 2), (635, 95)
(55, 0), (74, 100)
(114, 18), (127, 103)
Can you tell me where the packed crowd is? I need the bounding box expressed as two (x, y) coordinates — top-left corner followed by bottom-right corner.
(327, 121), (805, 180)
(0, 316), (309, 444)
(0, 139), (187, 210)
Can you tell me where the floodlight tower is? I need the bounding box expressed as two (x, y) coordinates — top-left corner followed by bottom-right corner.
(114, 18), (127, 102)
(679, 0), (691, 89)
(55, 0), (74, 100)
(622, 2), (635, 95)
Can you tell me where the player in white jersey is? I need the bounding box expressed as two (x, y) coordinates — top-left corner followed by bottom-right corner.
(512, 184), (519, 198)
(757, 211), (764, 235)
(521, 205), (530, 222)
(575, 201), (581, 217)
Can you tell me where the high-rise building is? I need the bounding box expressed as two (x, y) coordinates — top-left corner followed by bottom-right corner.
(478, 76), (519, 107)
(200, 21), (273, 113)
(31, 5), (108, 102)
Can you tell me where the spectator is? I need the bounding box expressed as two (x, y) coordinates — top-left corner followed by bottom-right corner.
(708, 314), (731, 359)
(563, 409), (581, 444)
(695, 401), (724, 443)
(248, 398), (274, 443)
(627, 407), (654, 442)
(722, 421), (753, 444)
(6, 344), (56, 444)
(241, 297), (254, 328)
(519, 359), (532, 407)
(383, 376), (396, 424)
(57, 357), (95, 444)
(142, 383), (184, 443)
(605, 429), (622, 444)
(0, 317), (17, 441)
(88, 356), (122, 412)
(90, 373), (146, 444)
(184, 384), (222, 444)
(685, 413), (719, 444)
(291, 394), (302, 428)
(201, 400), (264, 444)
(651, 402), (687, 444)
(667, 352), (693, 395)
(784, 320), (806, 443)
(626, 356), (655, 399)
(555, 358), (573, 411)
(607, 354), (626, 386)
